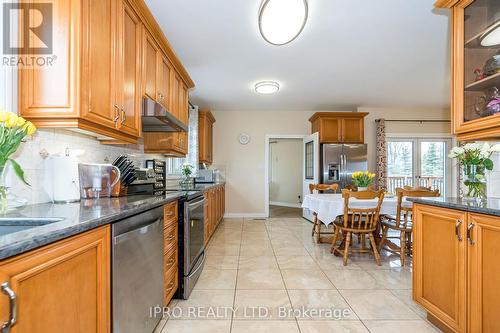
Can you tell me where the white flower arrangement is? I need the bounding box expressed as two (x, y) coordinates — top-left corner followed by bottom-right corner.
(180, 162), (194, 178)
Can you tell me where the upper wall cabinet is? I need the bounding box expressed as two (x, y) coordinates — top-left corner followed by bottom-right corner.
(19, 0), (194, 144)
(199, 109), (215, 164)
(309, 112), (368, 144)
(435, 0), (500, 141)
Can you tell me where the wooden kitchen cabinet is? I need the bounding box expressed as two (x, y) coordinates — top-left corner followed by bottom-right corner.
(434, 0), (500, 140)
(204, 185), (225, 244)
(116, 0), (142, 137)
(413, 204), (500, 333)
(0, 226), (110, 333)
(19, 0), (194, 144)
(467, 213), (500, 333)
(199, 109), (216, 164)
(413, 204), (467, 333)
(309, 112), (368, 144)
(19, 0), (141, 143)
(163, 201), (178, 305)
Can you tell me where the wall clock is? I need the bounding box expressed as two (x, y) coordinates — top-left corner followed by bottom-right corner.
(238, 133), (251, 145)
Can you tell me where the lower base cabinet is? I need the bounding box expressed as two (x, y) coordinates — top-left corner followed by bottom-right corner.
(163, 201), (178, 305)
(204, 185), (225, 244)
(0, 226), (111, 333)
(413, 204), (500, 333)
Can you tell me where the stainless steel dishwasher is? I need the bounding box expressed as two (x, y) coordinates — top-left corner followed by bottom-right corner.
(112, 205), (164, 333)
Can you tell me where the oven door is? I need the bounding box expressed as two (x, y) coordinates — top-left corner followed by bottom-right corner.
(183, 196), (206, 274)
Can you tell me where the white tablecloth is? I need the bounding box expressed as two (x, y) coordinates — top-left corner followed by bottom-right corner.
(301, 193), (412, 226)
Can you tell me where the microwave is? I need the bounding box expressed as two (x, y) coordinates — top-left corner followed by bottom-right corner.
(195, 169), (217, 183)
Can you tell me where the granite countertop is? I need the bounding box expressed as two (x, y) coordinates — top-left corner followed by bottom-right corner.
(0, 192), (184, 260)
(408, 197), (500, 217)
(165, 181), (226, 192)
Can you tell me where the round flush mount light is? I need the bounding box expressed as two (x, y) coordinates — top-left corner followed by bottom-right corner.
(255, 81), (280, 94)
(258, 0), (308, 46)
(480, 21), (500, 47)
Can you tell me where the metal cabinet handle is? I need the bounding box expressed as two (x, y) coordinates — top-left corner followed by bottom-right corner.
(121, 108), (126, 124)
(165, 210), (175, 218)
(455, 219), (462, 241)
(166, 257), (175, 268)
(166, 234), (175, 241)
(114, 104), (120, 123)
(1, 282), (17, 333)
(165, 281), (175, 292)
(467, 223), (475, 245)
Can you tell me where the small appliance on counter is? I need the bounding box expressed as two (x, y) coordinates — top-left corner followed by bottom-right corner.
(78, 163), (121, 199)
(126, 168), (157, 195)
(195, 168), (219, 183)
(43, 149), (80, 203)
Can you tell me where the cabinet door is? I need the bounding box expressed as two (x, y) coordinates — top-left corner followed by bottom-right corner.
(81, 0), (118, 129)
(157, 55), (171, 110)
(207, 120), (213, 163)
(174, 132), (188, 155)
(169, 73), (181, 119)
(468, 213), (500, 333)
(19, 0), (79, 119)
(341, 118), (364, 143)
(198, 116), (208, 163)
(0, 226), (110, 333)
(320, 118), (341, 143)
(178, 83), (189, 125)
(142, 30), (159, 101)
(413, 204), (467, 333)
(117, 0), (141, 137)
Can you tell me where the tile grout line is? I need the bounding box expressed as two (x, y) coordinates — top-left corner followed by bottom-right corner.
(229, 218), (244, 333)
(265, 219), (303, 333)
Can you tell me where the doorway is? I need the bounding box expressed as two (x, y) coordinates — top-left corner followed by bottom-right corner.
(264, 135), (306, 218)
(387, 137), (453, 196)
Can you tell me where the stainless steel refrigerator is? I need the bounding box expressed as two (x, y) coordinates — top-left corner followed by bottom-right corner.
(321, 144), (368, 188)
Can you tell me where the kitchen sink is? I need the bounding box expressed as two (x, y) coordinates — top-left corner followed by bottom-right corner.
(0, 218), (64, 236)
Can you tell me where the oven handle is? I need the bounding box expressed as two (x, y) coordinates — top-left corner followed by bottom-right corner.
(187, 197), (206, 209)
(186, 252), (206, 278)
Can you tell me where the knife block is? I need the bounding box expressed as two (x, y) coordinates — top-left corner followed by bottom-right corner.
(111, 179), (128, 197)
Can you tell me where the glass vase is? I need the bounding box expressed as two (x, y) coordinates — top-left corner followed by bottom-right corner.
(462, 164), (487, 202)
(0, 165), (8, 214)
(179, 176), (193, 189)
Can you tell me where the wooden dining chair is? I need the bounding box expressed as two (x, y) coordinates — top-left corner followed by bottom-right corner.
(309, 183), (339, 243)
(378, 188), (440, 266)
(330, 189), (385, 266)
(403, 185), (432, 191)
(344, 184), (376, 192)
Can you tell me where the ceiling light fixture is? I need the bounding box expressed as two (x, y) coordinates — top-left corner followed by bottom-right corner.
(258, 0), (308, 46)
(255, 81), (280, 94)
(480, 21), (500, 47)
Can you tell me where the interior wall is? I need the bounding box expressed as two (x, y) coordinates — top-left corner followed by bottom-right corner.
(269, 138), (303, 207)
(213, 108), (451, 217)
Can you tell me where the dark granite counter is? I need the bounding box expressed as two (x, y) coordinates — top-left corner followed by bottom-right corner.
(0, 192), (184, 260)
(165, 181), (225, 192)
(408, 197), (500, 217)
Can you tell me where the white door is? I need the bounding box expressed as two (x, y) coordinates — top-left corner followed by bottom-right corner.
(302, 132), (319, 221)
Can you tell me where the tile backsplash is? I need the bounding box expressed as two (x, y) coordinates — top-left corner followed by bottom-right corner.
(8, 129), (167, 205)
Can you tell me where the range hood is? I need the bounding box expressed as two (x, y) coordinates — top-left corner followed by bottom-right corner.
(142, 97), (188, 132)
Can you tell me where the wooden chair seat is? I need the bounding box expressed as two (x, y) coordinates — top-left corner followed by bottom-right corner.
(309, 183), (339, 243)
(330, 189), (385, 266)
(380, 216), (413, 231)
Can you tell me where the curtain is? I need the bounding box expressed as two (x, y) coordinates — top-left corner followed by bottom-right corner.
(375, 119), (387, 190)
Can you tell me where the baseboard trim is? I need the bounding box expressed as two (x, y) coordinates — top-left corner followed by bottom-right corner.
(270, 201), (302, 208)
(223, 213), (268, 219)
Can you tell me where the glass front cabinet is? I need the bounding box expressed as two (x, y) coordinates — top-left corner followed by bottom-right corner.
(435, 0), (500, 140)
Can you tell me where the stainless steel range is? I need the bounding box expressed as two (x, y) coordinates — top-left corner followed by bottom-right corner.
(171, 190), (206, 299)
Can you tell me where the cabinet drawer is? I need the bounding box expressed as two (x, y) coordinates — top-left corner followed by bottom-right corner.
(164, 263), (178, 304)
(164, 247), (177, 272)
(164, 223), (177, 254)
(164, 201), (178, 226)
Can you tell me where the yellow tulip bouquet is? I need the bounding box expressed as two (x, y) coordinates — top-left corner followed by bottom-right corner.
(0, 110), (37, 211)
(351, 171), (376, 188)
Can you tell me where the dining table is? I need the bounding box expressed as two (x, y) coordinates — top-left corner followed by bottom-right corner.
(301, 193), (412, 245)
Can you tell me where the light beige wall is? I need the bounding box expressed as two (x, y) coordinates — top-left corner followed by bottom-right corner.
(212, 110), (314, 216)
(213, 108), (451, 216)
(269, 138), (303, 206)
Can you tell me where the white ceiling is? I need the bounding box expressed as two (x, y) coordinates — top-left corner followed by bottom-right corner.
(145, 0), (451, 111)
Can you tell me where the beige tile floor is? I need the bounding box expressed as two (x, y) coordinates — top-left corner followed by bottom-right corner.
(158, 216), (439, 333)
